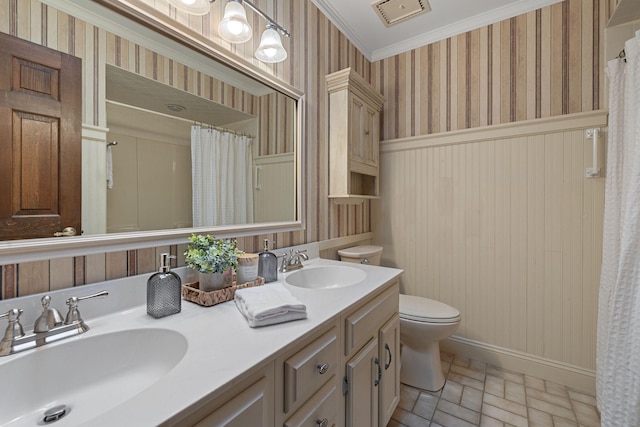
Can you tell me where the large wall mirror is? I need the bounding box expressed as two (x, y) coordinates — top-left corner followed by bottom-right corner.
(0, 0), (303, 263)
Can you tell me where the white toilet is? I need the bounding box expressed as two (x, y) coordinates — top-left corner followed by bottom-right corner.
(338, 245), (462, 392)
(399, 294), (461, 391)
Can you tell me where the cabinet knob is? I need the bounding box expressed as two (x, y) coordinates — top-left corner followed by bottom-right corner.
(316, 418), (329, 427)
(317, 363), (329, 375)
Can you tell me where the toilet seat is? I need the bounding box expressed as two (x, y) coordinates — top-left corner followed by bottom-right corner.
(399, 294), (461, 323)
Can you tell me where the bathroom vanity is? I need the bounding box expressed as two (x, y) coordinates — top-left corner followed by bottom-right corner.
(0, 257), (402, 427)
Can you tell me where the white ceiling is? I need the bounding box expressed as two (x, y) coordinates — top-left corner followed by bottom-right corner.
(310, 0), (563, 61)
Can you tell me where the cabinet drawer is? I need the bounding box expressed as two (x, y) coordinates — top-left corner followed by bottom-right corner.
(344, 282), (398, 356)
(284, 327), (339, 413)
(284, 379), (339, 427)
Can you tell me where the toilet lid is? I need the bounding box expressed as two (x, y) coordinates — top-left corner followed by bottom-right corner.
(399, 294), (461, 323)
(337, 245), (383, 258)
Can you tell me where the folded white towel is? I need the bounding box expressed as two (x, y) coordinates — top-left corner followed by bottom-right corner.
(234, 283), (307, 327)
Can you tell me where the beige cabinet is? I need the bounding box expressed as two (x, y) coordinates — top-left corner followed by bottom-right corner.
(185, 362), (275, 427)
(276, 323), (341, 427)
(326, 68), (385, 204)
(174, 280), (399, 427)
(378, 314), (401, 426)
(345, 338), (380, 427)
(343, 282), (400, 427)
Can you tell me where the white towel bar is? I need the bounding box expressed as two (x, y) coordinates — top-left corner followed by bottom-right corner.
(586, 128), (600, 178)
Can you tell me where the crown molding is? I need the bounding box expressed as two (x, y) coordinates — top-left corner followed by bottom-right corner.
(312, 0), (563, 62)
(309, 0), (373, 59)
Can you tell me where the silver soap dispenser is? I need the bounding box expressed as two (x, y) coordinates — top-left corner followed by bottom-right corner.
(147, 253), (182, 319)
(258, 239), (278, 283)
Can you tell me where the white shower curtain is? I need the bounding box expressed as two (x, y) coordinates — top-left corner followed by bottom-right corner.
(597, 31), (640, 426)
(191, 126), (254, 227)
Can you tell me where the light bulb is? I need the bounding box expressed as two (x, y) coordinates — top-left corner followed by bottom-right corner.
(226, 20), (244, 36)
(262, 47), (277, 58)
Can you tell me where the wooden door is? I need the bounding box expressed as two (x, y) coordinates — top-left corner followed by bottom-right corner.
(0, 32), (82, 240)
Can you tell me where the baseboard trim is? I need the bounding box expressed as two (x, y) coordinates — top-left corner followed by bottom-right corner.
(441, 335), (596, 394)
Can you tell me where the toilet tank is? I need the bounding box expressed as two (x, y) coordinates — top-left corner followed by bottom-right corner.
(337, 245), (383, 266)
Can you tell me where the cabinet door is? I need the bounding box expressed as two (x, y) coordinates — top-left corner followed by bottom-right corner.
(378, 314), (400, 427)
(194, 374), (274, 427)
(345, 338), (380, 427)
(349, 95), (366, 164)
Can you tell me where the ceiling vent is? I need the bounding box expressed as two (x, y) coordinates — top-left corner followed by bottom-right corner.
(372, 0), (431, 27)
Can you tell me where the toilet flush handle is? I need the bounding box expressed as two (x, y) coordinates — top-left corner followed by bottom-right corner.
(361, 258), (369, 264)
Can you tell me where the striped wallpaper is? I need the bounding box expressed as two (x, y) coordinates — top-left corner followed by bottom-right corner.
(371, 0), (607, 141)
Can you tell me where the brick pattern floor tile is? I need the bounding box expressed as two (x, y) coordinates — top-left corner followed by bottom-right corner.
(388, 352), (600, 427)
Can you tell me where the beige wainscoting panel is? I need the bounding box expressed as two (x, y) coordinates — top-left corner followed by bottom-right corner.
(375, 111), (607, 374)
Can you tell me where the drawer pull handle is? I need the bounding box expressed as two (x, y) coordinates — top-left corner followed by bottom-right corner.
(316, 418), (329, 427)
(317, 363), (329, 375)
(384, 343), (392, 370)
(374, 357), (382, 386)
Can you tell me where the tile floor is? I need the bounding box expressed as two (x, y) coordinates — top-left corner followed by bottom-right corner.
(388, 352), (601, 427)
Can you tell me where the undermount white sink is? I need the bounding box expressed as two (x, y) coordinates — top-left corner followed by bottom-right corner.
(285, 265), (367, 289)
(0, 328), (187, 426)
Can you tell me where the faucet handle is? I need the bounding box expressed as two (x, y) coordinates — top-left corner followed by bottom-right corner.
(65, 290), (108, 325)
(34, 295), (64, 333)
(0, 308), (25, 340)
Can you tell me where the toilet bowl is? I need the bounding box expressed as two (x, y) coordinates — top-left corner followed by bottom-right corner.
(399, 294), (461, 392)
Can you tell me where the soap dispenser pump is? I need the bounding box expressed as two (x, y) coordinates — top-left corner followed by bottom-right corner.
(147, 253), (182, 319)
(258, 239), (278, 283)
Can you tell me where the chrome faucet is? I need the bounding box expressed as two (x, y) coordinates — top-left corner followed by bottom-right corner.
(279, 249), (309, 272)
(0, 290), (108, 357)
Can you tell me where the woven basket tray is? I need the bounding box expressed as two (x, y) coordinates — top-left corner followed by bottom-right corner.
(182, 276), (265, 307)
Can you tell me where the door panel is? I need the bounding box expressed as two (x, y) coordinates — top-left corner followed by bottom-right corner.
(345, 338), (379, 427)
(0, 32), (82, 240)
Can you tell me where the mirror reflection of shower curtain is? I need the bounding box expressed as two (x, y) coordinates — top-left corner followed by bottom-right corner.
(191, 126), (254, 226)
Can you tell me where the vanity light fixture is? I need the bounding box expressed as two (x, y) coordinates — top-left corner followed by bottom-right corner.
(169, 0), (290, 63)
(219, 0), (290, 64)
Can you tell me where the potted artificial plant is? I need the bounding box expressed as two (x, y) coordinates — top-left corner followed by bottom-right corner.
(184, 234), (244, 291)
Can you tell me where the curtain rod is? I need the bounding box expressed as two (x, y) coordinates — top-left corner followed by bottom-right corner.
(105, 100), (255, 138)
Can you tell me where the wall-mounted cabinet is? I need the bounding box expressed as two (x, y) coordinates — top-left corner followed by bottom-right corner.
(327, 68), (385, 204)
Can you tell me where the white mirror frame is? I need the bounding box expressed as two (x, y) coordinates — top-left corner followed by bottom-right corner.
(0, 0), (305, 264)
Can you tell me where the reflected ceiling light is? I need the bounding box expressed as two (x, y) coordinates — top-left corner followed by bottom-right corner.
(168, 0), (211, 16)
(169, 0), (291, 63)
(255, 24), (287, 63)
(218, 0), (252, 43)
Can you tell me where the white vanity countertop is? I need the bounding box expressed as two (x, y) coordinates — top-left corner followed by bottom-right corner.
(0, 256), (402, 426)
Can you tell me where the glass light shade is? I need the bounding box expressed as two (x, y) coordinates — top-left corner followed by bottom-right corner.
(255, 27), (287, 63)
(218, 1), (252, 43)
(167, 0), (210, 15)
